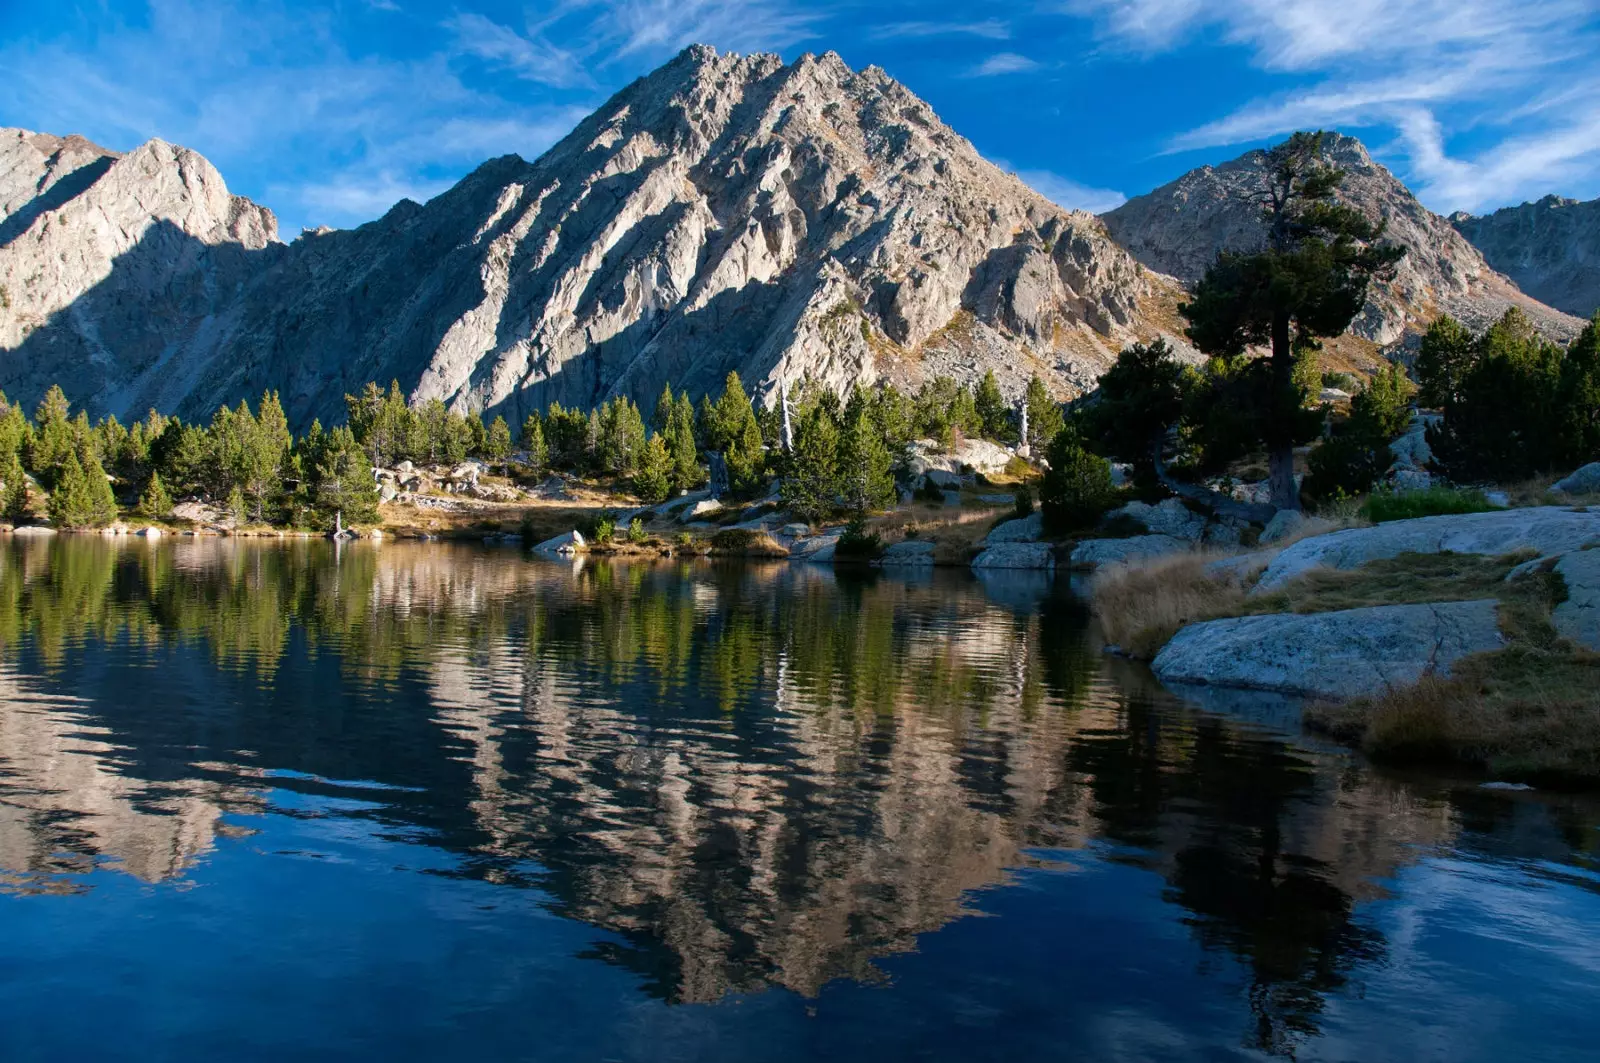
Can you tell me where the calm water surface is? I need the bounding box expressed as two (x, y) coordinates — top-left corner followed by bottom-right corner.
(0, 537), (1596, 1062)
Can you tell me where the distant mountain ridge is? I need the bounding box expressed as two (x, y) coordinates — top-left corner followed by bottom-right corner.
(1100, 134), (1585, 347)
(0, 50), (1585, 429)
(1451, 195), (1600, 319)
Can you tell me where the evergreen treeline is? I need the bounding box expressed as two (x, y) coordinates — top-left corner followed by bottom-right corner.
(1047, 307), (1600, 524)
(1, 368), (1064, 530)
(0, 385), (381, 529)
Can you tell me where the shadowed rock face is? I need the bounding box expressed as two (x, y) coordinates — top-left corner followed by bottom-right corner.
(1101, 134), (1584, 347)
(0, 46), (1168, 429)
(1452, 195), (1600, 318)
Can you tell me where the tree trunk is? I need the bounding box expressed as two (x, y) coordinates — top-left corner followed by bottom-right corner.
(1268, 311), (1300, 512)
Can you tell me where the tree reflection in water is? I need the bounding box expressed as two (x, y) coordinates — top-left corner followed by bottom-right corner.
(0, 537), (1594, 1057)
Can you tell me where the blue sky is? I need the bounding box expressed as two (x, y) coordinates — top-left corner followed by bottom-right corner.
(3, 0), (1598, 237)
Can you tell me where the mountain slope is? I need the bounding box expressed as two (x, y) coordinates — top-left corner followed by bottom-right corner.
(0, 129), (281, 417)
(0, 47), (1173, 428)
(1101, 134), (1584, 347)
(1452, 196), (1600, 318)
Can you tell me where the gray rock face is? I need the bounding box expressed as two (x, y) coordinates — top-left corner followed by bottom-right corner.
(532, 529), (586, 556)
(0, 46), (1161, 429)
(790, 531), (840, 562)
(0, 131), (280, 419)
(875, 539), (936, 566)
(1069, 533), (1188, 568)
(1552, 549), (1600, 651)
(1152, 600), (1504, 699)
(1256, 507), (1600, 591)
(1452, 195), (1600, 317)
(1110, 498), (1206, 541)
(1102, 133), (1583, 346)
(983, 512), (1042, 543)
(971, 541), (1054, 570)
(1552, 463), (1600, 495)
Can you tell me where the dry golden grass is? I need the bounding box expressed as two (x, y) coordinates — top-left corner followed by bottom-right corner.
(1089, 552), (1246, 658)
(1307, 647), (1600, 787)
(707, 529), (789, 557)
(1243, 550), (1551, 617)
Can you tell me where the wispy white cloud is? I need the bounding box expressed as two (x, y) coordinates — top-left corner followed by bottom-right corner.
(1070, 0), (1600, 211)
(990, 155), (1127, 214)
(447, 12), (594, 90)
(1017, 169), (1127, 214)
(968, 52), (1040, 76)
(593, 0), (820, 58)
(0, 0), (828, 233)
(870, 19), (1010, 41)
(292, 171), (454, 219)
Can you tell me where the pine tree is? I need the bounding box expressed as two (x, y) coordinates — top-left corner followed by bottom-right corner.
(312, 427), (380, 525)
(634, 433), (673, 504)
(521, 414), (548, 475)
(486, 415), (513, 470)
(974, 370), (1012, 442)
(713, 372), (765, 493)
(837, 406), (895, 515)
(669, 392), (699, 488)
(48, 451), (114, 528)
(781, 406), (840, 522)
(1181, 131), (1405, 510)
(2, 451), (29, 522)
(30, 385), (77, 488)
(138, 472), (173, 520)
(1023, 375), (1064, 453)
(227, 485), (249, 526)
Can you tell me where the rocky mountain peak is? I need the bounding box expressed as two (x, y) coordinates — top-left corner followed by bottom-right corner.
(1101, 132), (1584, 348)
(1451, 195), (1600, 318)
(1, 45), (1168, 428)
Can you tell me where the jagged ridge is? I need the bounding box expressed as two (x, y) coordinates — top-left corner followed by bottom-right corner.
(1101, 134), (1585, 347)
(1452, 195), (1600, 319)
(0, 47), (1171, 428)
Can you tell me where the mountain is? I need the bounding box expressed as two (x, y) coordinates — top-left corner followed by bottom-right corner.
(0, 47), (1177, 428)
(1451, 195), (1600, 319)
(0, 128), (282, 418)
(1101, 134), (1585, 348)
(2, 54), (1586, 430)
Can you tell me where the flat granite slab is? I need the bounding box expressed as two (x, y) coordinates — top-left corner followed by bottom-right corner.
(1152, 599), (1504, 700)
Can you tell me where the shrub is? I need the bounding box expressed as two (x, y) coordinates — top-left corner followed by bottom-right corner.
(627, 517), (647, 543)
(592, 513), (616, 544)
(1012, 485), (1034, 519)
(708, 528), (787, 556)
(1304, 434), (1387, 501)
(834, 516), (884, 560)
(1362, 486), (1496, 523)
(1039, 429), (1116, 534)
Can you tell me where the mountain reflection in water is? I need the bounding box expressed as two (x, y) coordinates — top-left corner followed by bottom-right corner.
(0, 537), (1596, 1062)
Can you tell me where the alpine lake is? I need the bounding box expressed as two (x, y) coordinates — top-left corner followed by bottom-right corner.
(0, 535), (1596, 1062)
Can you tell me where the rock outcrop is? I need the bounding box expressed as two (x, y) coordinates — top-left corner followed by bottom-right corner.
(0, 130), (280, 417)
(1069, 533), (1188, 568)
(1101, 134), (1584, 347)
(1255, 507), (1600, 591)
(1452, 195), (1600, 318)
(1551, 550), (1600, 652)
(1152, 599), (1504, 699)
(0, 46), (1172, 429)
(971, 541), (1055, 570)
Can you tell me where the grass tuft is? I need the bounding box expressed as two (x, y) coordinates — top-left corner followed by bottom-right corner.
(1362, 486), (1497, 523)
(1089, 553), (1245, 658)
